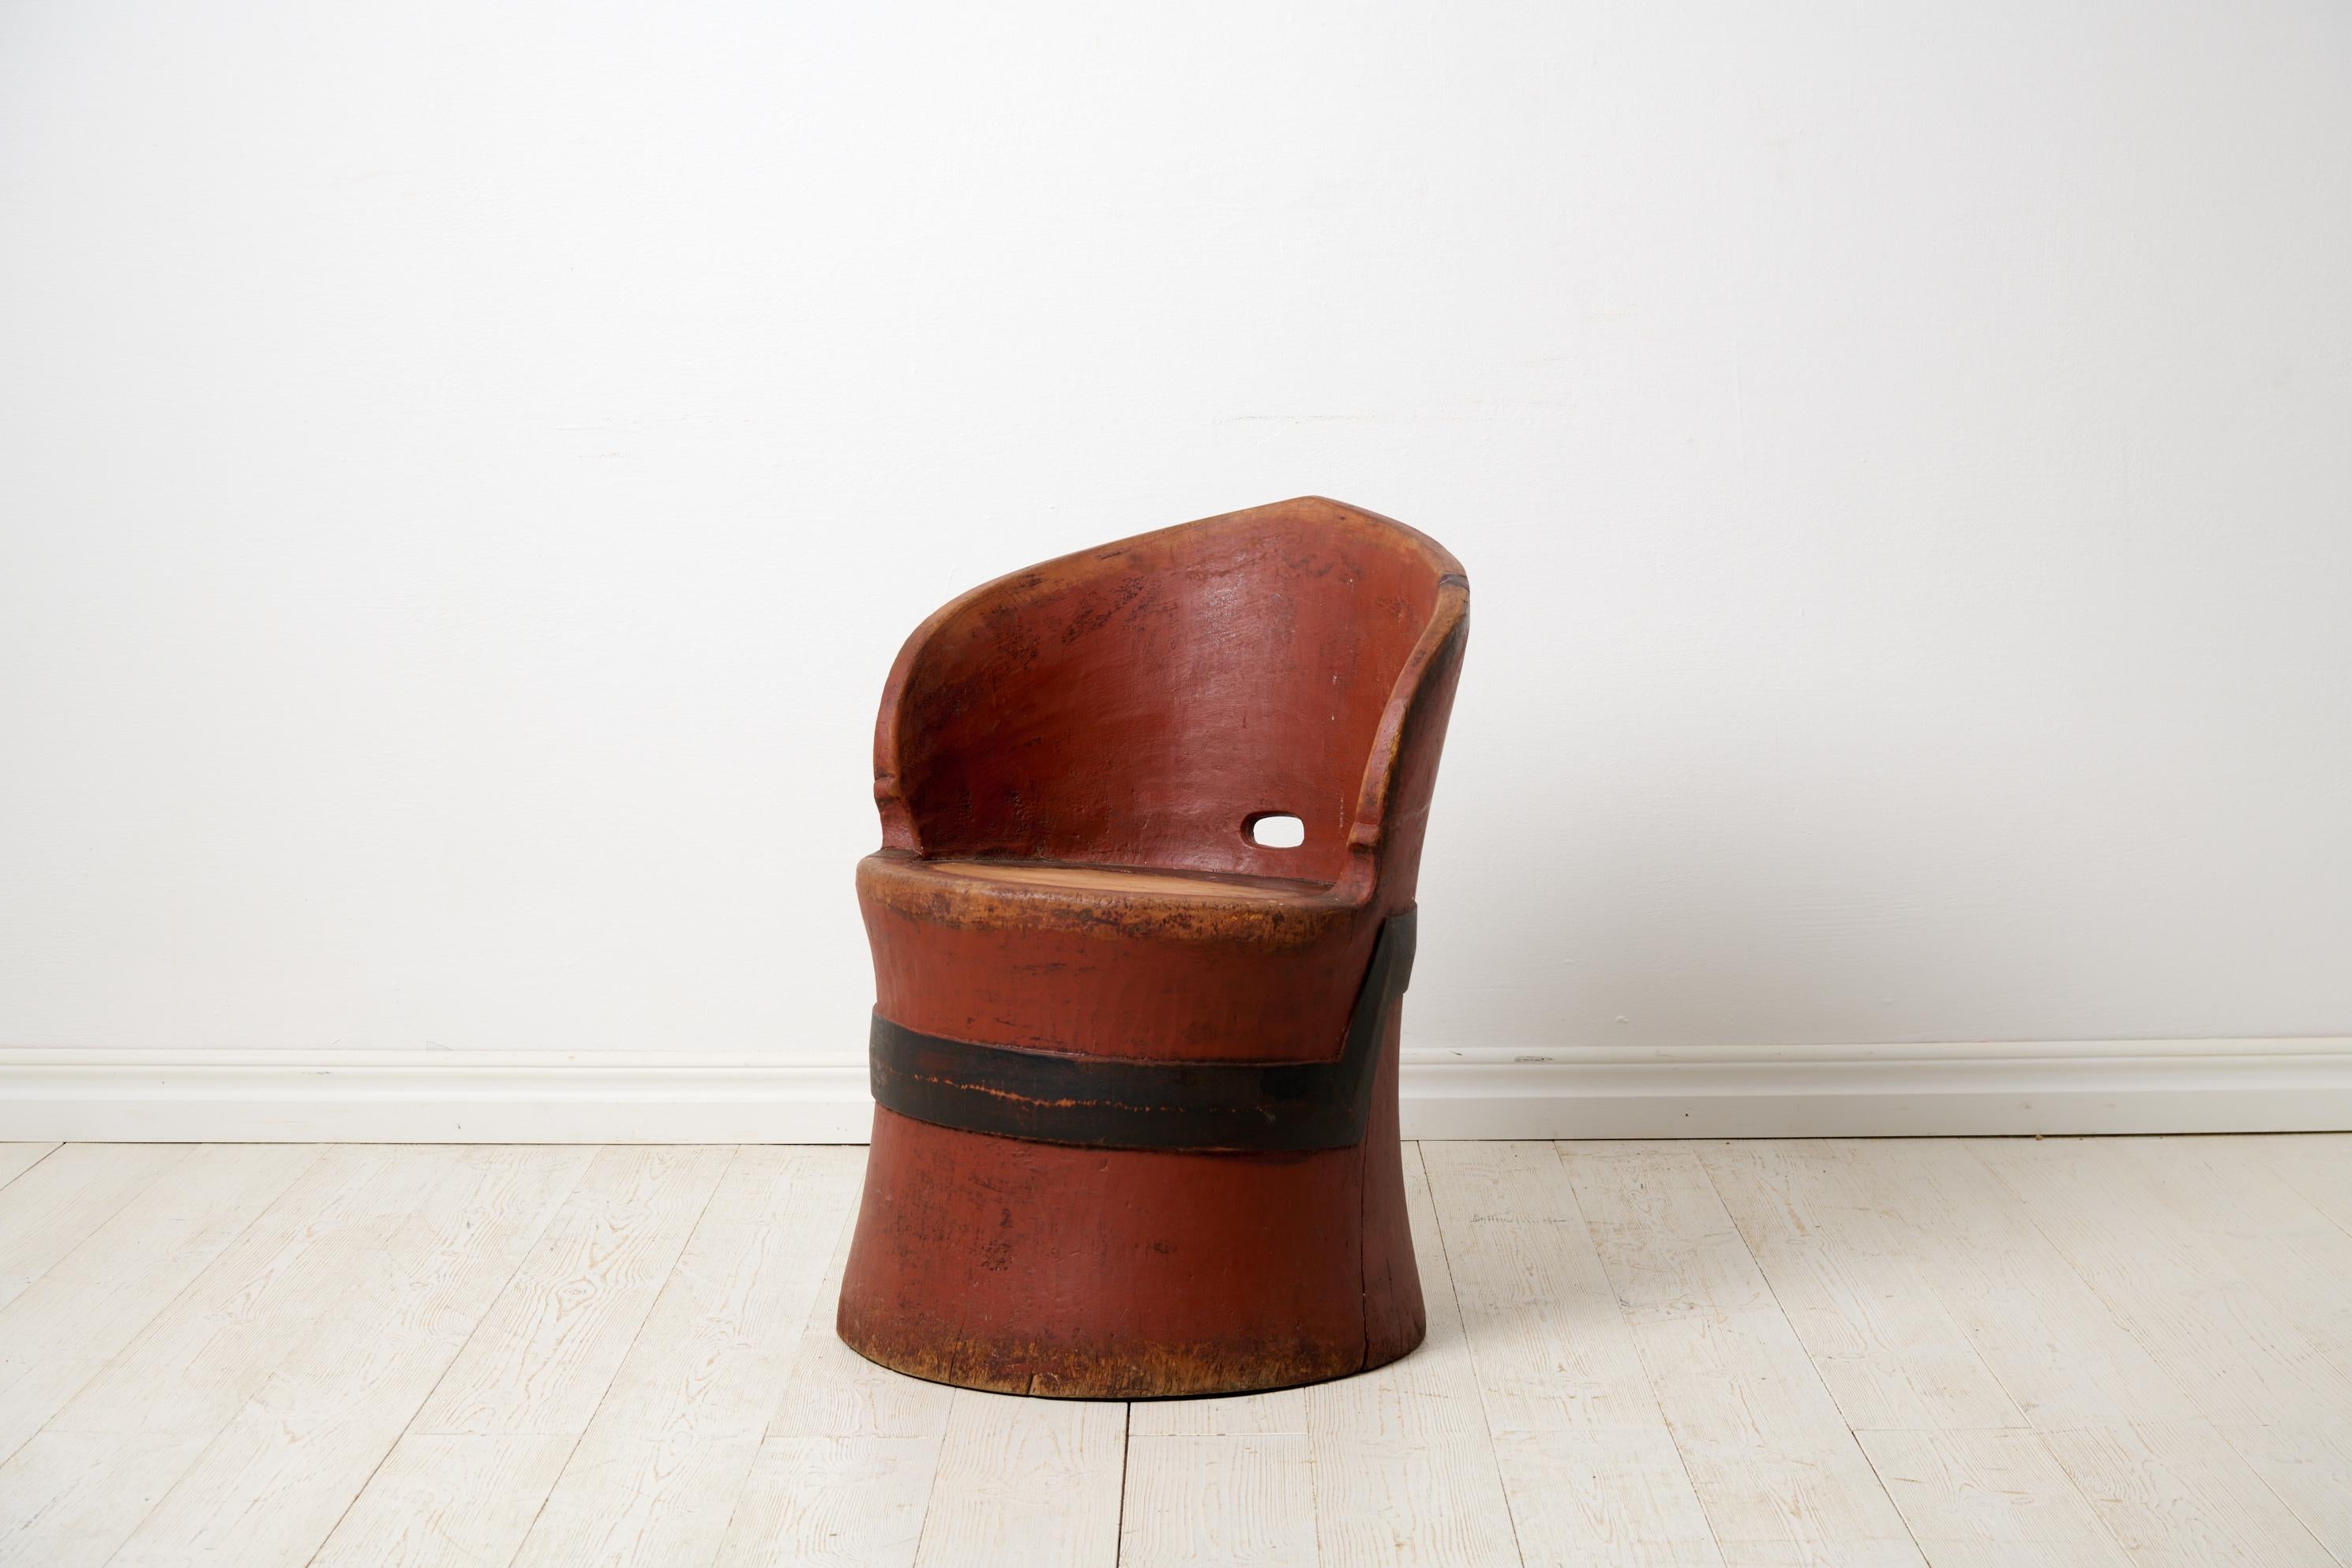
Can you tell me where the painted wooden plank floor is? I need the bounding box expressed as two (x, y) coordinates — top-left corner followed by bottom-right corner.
(1, 1135), (2349, 1567)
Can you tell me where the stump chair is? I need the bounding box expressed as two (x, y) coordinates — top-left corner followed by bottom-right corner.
(838, 496), (1470, 1397)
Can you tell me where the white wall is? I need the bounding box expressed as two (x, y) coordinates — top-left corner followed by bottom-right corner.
(4, 0), (2349, 1070)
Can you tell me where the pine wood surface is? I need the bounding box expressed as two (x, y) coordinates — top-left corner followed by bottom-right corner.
(1, 1134), (2347, 1566)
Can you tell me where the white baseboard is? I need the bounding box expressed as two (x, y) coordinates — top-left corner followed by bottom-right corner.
(1, 1039), (2346, 1143)
(0, 1049), (876, 1145)
(1400, 1038), (2352, 1138)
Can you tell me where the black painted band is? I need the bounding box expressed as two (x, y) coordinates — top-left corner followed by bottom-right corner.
(868, 908), (1417, 1152)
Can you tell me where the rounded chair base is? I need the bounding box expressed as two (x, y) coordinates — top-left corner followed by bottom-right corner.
(838, 1020), (1425, 1399)
(838, 1334), (1427, 1401)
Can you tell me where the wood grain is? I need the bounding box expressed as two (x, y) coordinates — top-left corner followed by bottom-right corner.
(0, 1429), (210, 1568)
(1313, 1431), (1525, 1568)
(717, 1196), (955, 1568)
(1306, 1146), (1487, 1441)
(910, 1391), (1125, 1567)
(105, 1147), (589, 1568)
(408, 1144), (731, 1437)
(2118, 1135), (2352, 1388)
(1126, 1384), (1307, 1439)
(2218, 1416), (2352, 1562)
(0, 1143), (59, 1192)
(1120, 1433), (1315, 1568)
(0, 1142), (186, 1309)
(764, 1204), (956, 1442)
(2039, 1420), (2335, 1567)
(1836, 1138), (2197, 1429)
(502, 1146), (865, 1568)
(0, 1143), (317, 1462)
(1562, 1142), (1923, 1567)
(1491, 1427), (1724, 1567)
(6, 1135), (2352, 1567)
(718, 1436), (940, 1568)
(0, 1146), (506, 1568)
(1422, 1139), (1660, 1432)
(2251, 1131), (2352, 1232)
(39, 1145), (462, 1436)
(1966, 1136), (2352, 1427)
(1699, 1140), (2025, 1434)
(1855, 1427), (2131, 1568)
(1308, 1146), (1524, 1567)
(306, 1432), (575, 1568)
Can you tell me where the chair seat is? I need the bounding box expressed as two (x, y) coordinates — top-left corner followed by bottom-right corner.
(928, 854), (1334, 903)
(857, 850), (1380, 1063)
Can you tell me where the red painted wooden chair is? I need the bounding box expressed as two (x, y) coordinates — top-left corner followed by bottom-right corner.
(838, 496), (1470, 1397)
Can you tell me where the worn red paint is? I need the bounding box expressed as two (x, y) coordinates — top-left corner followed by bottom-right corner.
(838, 496), (1469, 1397)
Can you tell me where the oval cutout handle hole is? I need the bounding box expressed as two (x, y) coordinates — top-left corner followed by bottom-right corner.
(1246, 812), (1305, 849)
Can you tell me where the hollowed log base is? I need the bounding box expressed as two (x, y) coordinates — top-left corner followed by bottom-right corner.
(837, 1005), (1425, 1398)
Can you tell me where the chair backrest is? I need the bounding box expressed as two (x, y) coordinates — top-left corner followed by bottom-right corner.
(873, 497), (1469, 903)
